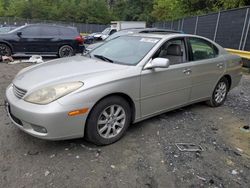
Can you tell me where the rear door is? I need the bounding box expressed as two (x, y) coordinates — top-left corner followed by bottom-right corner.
(40, 26), (60, 53)
(187, 37), (225, 102)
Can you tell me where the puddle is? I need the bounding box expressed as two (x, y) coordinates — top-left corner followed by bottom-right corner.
(240, 125), (250, 133)
(218, 114), (250, 157)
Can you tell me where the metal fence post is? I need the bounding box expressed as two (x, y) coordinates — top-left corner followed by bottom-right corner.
(181, 18), (184, 31)
(194, 16), (199, 34)
(242, 13), (250, 50)
(178, 19), (181, 30)
(239, 8), (249, 50)
(213, 11), (221, 41)
(171, 20), (173, 30)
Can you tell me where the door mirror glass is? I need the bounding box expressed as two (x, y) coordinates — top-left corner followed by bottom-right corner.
(17, 31), (22, 36)
(144, 58), (170, 69)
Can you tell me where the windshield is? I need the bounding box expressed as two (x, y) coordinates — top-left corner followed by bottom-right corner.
(90, 36), (160, 65)
(106, 30), (135, 41)
(102, 28), (111, 35)
(8, 25), (26, 33)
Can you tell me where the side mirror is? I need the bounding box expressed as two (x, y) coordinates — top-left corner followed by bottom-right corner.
(17, 31), (22, 37)
(144, 58), (170, 69)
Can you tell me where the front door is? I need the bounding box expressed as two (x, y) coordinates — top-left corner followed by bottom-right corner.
(17, 25), (44, 53)
(140, 38), (192, 118)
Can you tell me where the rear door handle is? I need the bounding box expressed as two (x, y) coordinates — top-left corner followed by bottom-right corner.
(183, 69), (192, 75)
(217, 63), (224, 68)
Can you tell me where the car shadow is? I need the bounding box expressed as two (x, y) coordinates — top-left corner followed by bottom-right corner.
(15, 102), (208, 152)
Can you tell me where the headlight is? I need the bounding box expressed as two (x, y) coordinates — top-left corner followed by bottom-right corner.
(24, 82), (83, 105)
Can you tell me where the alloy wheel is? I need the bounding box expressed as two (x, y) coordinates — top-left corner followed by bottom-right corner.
(97, 105), (126, 139)
(214, 82), (227, 103)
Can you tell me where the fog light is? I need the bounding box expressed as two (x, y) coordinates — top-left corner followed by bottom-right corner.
(31, 124), (47, 133)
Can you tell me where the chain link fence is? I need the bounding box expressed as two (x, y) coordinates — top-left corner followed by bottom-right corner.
(0, 17), (108, 33)
(153, 6), (250, 51)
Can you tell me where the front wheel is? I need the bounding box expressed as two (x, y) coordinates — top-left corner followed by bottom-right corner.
(207, 77), (229, 107)
(58, 45), (74, 58)
(85, 96), (131, 145)
(0, 43), (11, 56)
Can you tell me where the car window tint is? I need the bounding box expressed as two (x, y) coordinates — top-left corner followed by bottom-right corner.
(110, 29), (117, 35)
(60, 28), (78, 36)
(189, 38), (218, 61)
(41, 26), (59, 36)
(153, 38), (186, 65)
(21, 26), (41, 36)
(91, 36), (159, 65)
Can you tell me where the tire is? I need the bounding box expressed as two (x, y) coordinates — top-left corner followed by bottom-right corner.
(58, 45), (74, 58)
(0, 43), (11, 56)
(85, 96), (131, 145)
(206, 77), (229, 107)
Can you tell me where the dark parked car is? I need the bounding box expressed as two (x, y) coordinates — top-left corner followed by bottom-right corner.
(0, 24), (84, 58)
(0, 26), (18, 34)
(85, 28), (182, 52)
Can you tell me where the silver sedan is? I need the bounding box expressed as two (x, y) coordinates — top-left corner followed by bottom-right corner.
(5, 33), (242, 145)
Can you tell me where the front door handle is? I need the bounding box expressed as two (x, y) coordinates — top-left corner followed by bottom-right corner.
(183, 69), (192, 75)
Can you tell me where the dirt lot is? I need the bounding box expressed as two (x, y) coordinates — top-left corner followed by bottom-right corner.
(0, 62), (249, 188)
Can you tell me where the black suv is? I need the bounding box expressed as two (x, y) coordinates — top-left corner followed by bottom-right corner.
(0, 24), (84, 58)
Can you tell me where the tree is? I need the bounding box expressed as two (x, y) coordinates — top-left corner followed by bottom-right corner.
(152, 0), (183, 21)
(0, 0), (4, 17)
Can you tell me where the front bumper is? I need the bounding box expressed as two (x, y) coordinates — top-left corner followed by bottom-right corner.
(5, 85), (89, 140)
(76, 45), (85, 54)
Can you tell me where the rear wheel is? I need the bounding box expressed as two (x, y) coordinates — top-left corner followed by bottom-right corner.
(58, 45), (74, 58)
(85, 96), (131, 145)
(0, 43), (11, 56)
(206, 77), (229, 107)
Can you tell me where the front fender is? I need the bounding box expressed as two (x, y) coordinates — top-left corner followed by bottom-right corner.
(0, 40), (14, 52)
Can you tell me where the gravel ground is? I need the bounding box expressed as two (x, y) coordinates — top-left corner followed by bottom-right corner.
(0, 61), (249, 188)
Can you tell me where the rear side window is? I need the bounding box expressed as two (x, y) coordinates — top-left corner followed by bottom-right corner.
(59, 27), (78, 36)
(40, 26), (59, 36)
(189, 38), (218, 61)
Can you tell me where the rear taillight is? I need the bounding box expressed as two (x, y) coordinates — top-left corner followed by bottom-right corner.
(75, 35), (84, 45)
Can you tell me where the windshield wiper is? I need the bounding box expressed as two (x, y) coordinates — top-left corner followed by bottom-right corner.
(94, 54), (113, 63)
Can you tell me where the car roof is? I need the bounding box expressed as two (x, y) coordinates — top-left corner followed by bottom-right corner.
(24, 23), (77, 30)
(129, 33), (185, 39)
(118, 27), (182, 33)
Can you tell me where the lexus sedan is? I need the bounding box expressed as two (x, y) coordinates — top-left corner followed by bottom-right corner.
(5, 33), (242, 145)
(0, 24), (84, 58)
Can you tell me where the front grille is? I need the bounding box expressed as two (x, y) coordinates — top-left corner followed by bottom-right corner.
(13, 85), (27, 99)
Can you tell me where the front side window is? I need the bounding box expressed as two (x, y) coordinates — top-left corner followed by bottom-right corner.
(90, 36), (160, 65)
(21, 26), (41, 36)
(153, 38), (186, 65)
(189, 38), (218, 61)
(102, 28), (111, 35)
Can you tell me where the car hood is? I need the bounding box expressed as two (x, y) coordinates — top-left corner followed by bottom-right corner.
(13, 56), (127, 91)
